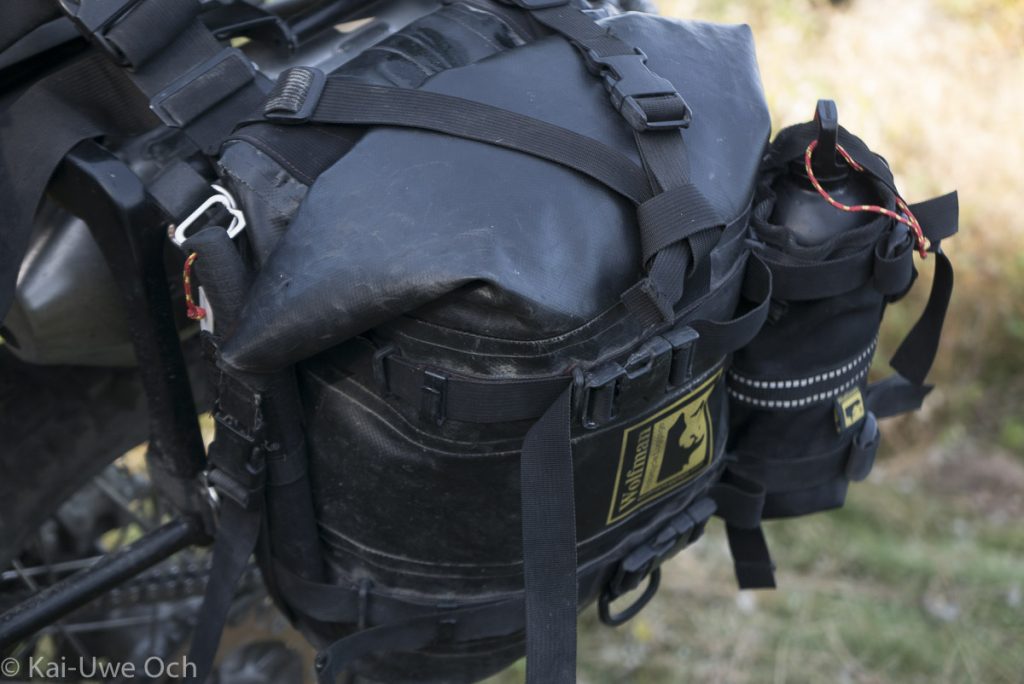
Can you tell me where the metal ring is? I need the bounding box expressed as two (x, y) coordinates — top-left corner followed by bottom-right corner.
(598, 567), (661, 627)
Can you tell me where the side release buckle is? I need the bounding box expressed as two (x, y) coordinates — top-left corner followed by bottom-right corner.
(586, 49), (692, 131)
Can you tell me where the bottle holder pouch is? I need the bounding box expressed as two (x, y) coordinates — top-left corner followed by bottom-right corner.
(727, 116), (917, 518)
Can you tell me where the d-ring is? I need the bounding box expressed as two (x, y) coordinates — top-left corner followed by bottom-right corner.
(598, 567), (661, 627)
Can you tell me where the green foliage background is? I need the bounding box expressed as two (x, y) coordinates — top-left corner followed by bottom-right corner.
(490, 0), (1024, 681)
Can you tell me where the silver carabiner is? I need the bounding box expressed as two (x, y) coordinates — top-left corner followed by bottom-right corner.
(171, 184), (247, 246)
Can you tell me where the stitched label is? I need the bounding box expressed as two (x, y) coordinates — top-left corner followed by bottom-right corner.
(834, 386), (866, 432)
(607, 370), (720, 524)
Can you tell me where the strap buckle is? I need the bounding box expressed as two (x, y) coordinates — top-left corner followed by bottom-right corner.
(576, 362), (626, 429)
(586, 49), (691, 131)
(172, 184), (247, 246)
(59, 0), (143, 65)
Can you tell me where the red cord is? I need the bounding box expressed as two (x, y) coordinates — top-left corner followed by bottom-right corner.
(804, 140), (928, 258)
(183, 252), (207, 321)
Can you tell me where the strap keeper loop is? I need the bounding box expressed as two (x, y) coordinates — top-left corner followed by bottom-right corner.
(264, 66), (326, 122)
(420, 369), (449, 427)
(576, 363), (626, 429)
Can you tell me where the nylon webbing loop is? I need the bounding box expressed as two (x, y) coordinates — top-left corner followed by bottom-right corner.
(710, 468), (776, 589)
(689, 254), (773, 370)
(379, 353), (570, 425)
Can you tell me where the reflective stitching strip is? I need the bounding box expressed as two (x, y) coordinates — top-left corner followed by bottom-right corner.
(727, 366), (869, 409)
(728, 336), (877, 390)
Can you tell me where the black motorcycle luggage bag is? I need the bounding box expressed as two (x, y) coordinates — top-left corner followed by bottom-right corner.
(219, 12), (769, 369)
(204, 9), (773, 683)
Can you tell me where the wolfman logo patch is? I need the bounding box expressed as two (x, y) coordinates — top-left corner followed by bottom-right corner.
(606, 370), (721, 524)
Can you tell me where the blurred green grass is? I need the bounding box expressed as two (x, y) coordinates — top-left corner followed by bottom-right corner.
(488, 0), (1024, 681)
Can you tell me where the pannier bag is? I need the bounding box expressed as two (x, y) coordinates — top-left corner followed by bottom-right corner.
(208, 6), (778, 683)
(0, 1), (957, 683)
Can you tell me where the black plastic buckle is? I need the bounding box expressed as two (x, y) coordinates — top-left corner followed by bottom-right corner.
(665, 325), (699, 386)
(59, 0), (143, 65)
(587, 49), (691, 131)
(263, 66), (327, 123)
(420, 369), (448, 427)
(577, 362), (626, 429)
(846, 411), (879, 481)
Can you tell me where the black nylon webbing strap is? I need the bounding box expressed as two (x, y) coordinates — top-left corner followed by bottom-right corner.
(186, 364), (266, 684)
(185, 496), (262, 684)
(382, 354), (570, 425)
(520, 385), (577, 684)
(889, 248), (954, 386)
(710, 468), (776, 589)
(263, 77), (653, 203)
(636, 183), (723, 264)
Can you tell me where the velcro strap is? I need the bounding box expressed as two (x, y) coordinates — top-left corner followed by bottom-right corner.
(889, 249), (954, 385)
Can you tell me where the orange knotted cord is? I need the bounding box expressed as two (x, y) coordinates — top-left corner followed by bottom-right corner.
(803, 140), (928, 258)
(182, 252), (207, 321)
